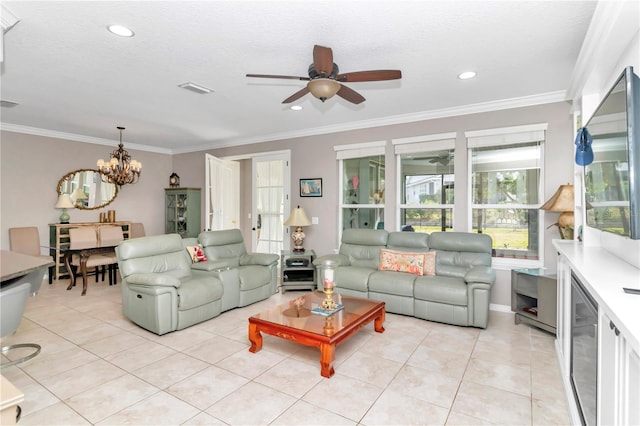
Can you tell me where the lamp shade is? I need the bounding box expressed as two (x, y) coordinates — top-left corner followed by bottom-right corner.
(540, 184), (574, 212)
(55, 193), (75, 209)
(284, 206), (311, 227)
(307, 78), (341, 102)
(71, 187), (88, 202)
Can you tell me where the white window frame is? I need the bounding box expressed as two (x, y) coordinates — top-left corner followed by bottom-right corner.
(335, 141), (386, 243)
(466, 124), (547, 269)
(393, 133), (456, 232)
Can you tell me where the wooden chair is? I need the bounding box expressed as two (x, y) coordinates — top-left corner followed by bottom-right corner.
(97, 225), (124, 285)
(68, 227), (116, 291)
(8, 227), (54, 285)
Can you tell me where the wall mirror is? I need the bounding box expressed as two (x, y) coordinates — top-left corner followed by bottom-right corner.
(57, 169), (118, 210)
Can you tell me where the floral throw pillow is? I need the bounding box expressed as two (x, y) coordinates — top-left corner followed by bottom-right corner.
(185, 244), (207, 263)
(423, 251), (436, 276)
(379, 249), (426, 276)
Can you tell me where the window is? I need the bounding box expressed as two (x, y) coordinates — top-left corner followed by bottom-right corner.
(394, 133), (456, 233)
(336, 142), (386, 233)
(467, 125), (546, 263)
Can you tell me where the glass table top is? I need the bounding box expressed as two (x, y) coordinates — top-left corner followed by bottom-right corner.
(249, 291), (383, 337)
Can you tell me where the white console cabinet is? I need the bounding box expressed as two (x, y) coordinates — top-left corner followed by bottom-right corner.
(554, 241), (640, 426)
(599, 311), (640, 425)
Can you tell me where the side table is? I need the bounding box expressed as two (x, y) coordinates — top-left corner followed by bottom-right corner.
(511, 268), (557, 334)
(280, 249), (316, 293)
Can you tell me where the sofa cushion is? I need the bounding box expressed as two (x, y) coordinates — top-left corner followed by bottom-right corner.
(238, 265), (272, 291)
(340, 229), (388, 269)
(336, 266), (376, 292)
(387, 232), (429, 251)
(369, 271), (416, 297)
(379, 249), (425, 275)
(177, 276), (223, 310)
(414, 276), (467, 306)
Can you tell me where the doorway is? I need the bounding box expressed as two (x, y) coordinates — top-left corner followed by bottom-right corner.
(252, 152), (290, 254)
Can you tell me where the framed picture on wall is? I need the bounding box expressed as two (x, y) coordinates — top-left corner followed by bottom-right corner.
(300, 178), (322, 197)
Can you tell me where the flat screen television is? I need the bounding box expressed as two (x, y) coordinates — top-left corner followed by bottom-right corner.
(584, 66), (640, 239)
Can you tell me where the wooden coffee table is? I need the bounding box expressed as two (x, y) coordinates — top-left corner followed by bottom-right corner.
(248, 292), (385, 378)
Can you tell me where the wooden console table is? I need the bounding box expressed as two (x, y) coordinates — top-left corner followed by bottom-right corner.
(49, 222), (130, 281)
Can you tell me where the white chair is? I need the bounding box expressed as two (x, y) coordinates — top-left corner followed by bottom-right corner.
(9, 227), (54, 284)
(97, 225), (124, 285)
(130, 222), (146, 239)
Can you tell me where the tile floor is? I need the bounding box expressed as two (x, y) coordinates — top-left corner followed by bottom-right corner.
(1, 278), (570, 425)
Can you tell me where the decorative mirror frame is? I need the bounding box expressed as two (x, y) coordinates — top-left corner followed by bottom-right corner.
(56, 169), (118, 210)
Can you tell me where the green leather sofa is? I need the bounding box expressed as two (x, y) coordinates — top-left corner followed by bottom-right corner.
(116, 229), (279, 335)
(313, 229), (496, 328)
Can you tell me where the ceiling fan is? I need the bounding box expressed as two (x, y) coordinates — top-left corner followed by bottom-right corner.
(246, 45), (402, 105)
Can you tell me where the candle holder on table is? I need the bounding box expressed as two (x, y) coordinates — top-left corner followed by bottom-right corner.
(320, 259), (338, 311)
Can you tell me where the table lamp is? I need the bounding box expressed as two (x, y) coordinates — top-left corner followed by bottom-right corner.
(55, 193), (75, 224)
(284, 206), (312, 252)
(540, 184), (574, 239)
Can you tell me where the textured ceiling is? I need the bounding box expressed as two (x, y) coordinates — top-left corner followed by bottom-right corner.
(0, 1), (597, 153)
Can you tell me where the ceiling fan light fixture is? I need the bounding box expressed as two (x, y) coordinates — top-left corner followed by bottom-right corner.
(290, 105), (303, 111)
(307, 78), (341, 102)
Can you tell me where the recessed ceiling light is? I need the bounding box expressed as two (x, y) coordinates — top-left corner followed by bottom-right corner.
(458, 71), (477, 80)
(290, 105), (303, 111)
(178, 81), (213, 94)
(107, 24), (134, 37)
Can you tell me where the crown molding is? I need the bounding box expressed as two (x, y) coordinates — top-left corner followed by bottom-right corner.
(172, 90), (567, 154)
(0, 123), (173, 154)
(1, 4), (20, 32)
(3, 90), (566, 155)
(567, 1), (640, 101)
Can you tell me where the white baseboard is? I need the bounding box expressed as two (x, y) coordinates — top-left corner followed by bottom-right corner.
(489, 303), (512, 313)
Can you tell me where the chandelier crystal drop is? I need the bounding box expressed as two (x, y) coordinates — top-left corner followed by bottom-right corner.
(97, 126), (142, 187)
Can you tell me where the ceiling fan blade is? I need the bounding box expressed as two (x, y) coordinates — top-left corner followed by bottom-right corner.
(282, 87), (310, 104)
(313, 45), (334, 76)
(336, 84), (365, 104)
(336, 70), (402, 82)
(246, 74), (310, 81)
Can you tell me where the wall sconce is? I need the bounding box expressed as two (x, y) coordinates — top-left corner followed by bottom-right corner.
(284, 206), (312, 252)
(540, 184), (574, 239)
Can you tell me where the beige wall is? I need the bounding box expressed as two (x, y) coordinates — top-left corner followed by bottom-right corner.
(172, 100), (574, 307)
(1, 131), (172, 251)
(2, 101), (572, 307)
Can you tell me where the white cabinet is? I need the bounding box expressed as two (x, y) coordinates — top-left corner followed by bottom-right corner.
(600, 311), (640, 425)
(554, 241), (640, 426)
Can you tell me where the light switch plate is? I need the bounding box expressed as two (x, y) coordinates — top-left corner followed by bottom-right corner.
(312, 216), (319, 224)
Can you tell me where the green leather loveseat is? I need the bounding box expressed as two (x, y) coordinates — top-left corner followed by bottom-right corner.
(116, 229), (278, 335)
(313, 229), (495, 328)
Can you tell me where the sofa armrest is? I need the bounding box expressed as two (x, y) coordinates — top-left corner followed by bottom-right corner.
(313, 254), (350, 268)
(125, 273), (181, 288)
(464, 266), (496, 285)
(192, 260), (234, 271)
(240, 253), (279, 267)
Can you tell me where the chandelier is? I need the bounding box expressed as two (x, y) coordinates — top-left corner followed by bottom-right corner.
(97, 126), (142, 187)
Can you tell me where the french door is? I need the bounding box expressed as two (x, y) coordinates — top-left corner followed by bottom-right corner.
(205, 154), (240, 231)
(252, 152), (290, 254)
